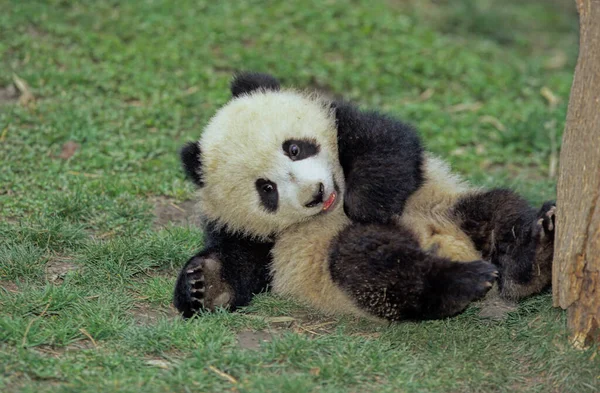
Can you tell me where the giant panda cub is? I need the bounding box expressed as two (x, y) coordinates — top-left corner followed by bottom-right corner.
(173, 72), (556, 322)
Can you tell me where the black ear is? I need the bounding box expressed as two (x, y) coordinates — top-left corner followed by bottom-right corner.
(230, 72), (280, 98)
(180, 141), (204, 187)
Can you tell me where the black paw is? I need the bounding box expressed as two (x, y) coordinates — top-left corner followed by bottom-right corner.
(450, 260), (499, 300)
(428, 260), (498, 318)
(497, 203), (556, 301)
(174, 255), (233, 318)
(536, 202), (556, 242)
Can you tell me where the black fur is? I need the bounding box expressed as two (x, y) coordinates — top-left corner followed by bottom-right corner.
(173, 222), (273, 318)
(282, 139), (320, 161)
(453, 189), (555, 299)
(230, 72), (281, 98)
(453, 189), (533, 258)
(329, 223), (497, 320)
(180, 141), (203, 187)
(334, 101), (424, 224)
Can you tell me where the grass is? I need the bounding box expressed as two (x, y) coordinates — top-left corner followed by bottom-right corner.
(0, 0), (597, 392)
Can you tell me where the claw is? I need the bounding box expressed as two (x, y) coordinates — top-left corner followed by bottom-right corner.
(543, 205), (556, 231)
(187, 268), (200, 274)
(191, 287), (205, 294)
(189, 277), (204, 285)
(546, 212), (555, 231)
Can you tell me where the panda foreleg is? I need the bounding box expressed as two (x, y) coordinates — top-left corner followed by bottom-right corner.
(174, 252), (233, 318)
(328, 223), (498, 321)
(334, 102), (424, 224)
(173, 225), (273, 318)
(454, 189), (556, 300)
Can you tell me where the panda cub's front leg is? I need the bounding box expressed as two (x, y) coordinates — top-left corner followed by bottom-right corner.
(329, 223), (498, 321)
(173, 224), (273, 318)
(173, 253), (234, 318)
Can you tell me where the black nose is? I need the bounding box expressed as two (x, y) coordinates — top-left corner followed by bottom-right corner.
(305, 183), (324, 208)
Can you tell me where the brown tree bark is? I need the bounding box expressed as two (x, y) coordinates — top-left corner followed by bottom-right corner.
(553, 0), (600, 347)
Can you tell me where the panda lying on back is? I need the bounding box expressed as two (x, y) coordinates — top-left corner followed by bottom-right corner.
(173, 72), (556, 321)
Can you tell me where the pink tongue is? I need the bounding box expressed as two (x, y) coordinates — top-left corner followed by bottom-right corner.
(322, 192), (336, 211)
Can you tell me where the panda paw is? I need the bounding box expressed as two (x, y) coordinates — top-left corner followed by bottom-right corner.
(428, 260), (498, 318)
(179, 255), (233, 316)
(450, 260), (499, 300)
(535, 202), (556, 243)
(184, 257), (208, 312)
(497, 202), (556, 301)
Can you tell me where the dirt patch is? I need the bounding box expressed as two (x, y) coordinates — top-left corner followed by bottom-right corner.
(0, 84), (19, 106)
(27, 26), (46, 38)
(476, 287), (518, 321)
(153, 197), (200, 228)
(237, 330), (277, 350)
(130, 303), (179, 324)
(45, 258), (79, 284)
(58, 141), (80, 160)
(0, 281), (18, 293)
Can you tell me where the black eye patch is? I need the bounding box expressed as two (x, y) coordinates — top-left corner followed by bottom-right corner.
(255, 179), (278, 212)
(282, 139), (320, 161)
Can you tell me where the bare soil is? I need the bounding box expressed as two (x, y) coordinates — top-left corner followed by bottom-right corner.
(0, 84), (19, 105)
(153, 197), (200, 228)
(45, 258), (79, 284)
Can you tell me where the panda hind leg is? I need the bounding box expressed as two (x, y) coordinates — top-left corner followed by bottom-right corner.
(328, 223), (498, 321)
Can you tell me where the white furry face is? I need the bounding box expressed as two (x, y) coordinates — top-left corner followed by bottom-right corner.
(196, 90), (346, 239)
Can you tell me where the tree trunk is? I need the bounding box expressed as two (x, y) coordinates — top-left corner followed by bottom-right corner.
(553, 0), (600, 347)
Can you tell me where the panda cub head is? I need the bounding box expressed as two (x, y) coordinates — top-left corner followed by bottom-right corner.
(181, 73), (345, 239)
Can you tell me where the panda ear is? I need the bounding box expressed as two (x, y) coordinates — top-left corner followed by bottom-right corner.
(230, 72), (280, 98)
(180, 141), (204, 187)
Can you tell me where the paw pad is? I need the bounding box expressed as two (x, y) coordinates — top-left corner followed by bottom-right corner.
(184, 255), (233, 313)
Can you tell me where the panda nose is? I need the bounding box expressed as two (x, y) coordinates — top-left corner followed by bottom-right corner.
(304, 183), (324, 208)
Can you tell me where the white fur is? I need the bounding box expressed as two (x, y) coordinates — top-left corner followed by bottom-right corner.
(275, 156), (335, 211)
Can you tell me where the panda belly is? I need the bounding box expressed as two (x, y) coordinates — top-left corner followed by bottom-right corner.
(398, 155), (482, 262)
(270, 209), (371, 318)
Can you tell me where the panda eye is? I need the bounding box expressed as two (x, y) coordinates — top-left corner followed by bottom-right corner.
(262, 183), (274, 193)
(283, 139), (320, 161)
(289, 144), (300, 158)
(255, 178), (278, 212)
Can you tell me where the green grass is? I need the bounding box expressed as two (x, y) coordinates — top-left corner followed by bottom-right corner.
(1, 0), (598, 392)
